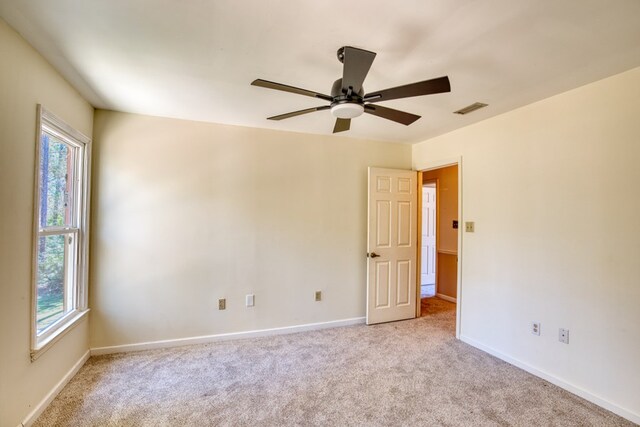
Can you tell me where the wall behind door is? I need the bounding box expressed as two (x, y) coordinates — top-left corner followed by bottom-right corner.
(90, 110), (411, 348)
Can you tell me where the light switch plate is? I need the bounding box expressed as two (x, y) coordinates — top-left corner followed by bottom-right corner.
(465, 221), (475, 232)
(246, 294), (255, 307)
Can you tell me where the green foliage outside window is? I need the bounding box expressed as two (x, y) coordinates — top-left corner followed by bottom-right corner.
(36, 134), (70, 331)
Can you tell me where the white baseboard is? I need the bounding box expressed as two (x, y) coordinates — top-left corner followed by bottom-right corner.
(436, 293), (457, 303)
(91, 317), (366, 356)
(460, 335), (640, 425)
(21, 349), (90, 427)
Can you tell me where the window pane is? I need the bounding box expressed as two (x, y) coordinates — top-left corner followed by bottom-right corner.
(39, 133), (75, 228)
(36, 234), (71, 332)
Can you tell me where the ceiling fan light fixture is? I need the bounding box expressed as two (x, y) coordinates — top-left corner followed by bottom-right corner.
(331, 103), (364, 119)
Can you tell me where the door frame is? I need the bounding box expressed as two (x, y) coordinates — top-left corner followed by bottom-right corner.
(414, 157), (463, 339)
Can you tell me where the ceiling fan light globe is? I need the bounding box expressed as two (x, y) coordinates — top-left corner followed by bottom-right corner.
(331, 103), (364, 119)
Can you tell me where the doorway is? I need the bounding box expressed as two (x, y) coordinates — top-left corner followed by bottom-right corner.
(417, 164), (459, 324)
(421, 182), (436, 298)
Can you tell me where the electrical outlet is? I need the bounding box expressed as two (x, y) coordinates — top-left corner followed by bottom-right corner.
(315, 291), (322, 301)
(246, 294), (255, 307)
(559, 328), (569, 344)
(218, 298), (226, 310)
(531, 322), (540, 336)
(465, 221), (475, 232)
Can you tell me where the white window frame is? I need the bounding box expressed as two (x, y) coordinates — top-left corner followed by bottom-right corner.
(31, 105), (91, 360)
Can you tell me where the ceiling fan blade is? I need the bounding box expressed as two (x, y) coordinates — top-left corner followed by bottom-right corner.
(267, 105), (330, 121)
(252, 79), (333, 102)
(364, 76), (450, 103)
(333, 118), (351, 133)
(364, 104), (421, 125)
(342, 47), (376, 95)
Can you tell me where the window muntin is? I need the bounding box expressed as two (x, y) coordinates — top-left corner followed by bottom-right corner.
(32, 106), (90, 357)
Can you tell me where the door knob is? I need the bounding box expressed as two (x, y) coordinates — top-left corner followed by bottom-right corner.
(368, 252), (380, 258)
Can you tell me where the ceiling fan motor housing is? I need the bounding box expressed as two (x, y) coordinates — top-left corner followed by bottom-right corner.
(330, 78), (365, 118)
(331, 78), (364, 99)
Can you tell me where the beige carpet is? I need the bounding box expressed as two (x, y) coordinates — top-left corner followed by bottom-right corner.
(35, 298), (633, 426)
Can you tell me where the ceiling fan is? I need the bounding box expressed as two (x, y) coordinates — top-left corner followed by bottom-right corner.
(251, 46), (451, 133)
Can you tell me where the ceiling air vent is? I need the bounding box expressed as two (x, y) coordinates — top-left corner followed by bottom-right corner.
(454, 102), (488, 115)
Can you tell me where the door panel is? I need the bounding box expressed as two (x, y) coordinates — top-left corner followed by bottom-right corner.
(375, 261), (391, 308)
(397, 201), (412, 247)
(396, 260), (411, 305)
(397, 177), (412, 193)
(376, 201), (391, 247)
(376, 176), (391, 193)
(367, 167), (417, 325)
(421, 186), (436, 285)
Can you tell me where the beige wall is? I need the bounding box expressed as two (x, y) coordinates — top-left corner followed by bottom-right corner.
(436, 253), (457, 300)
(89, 110), (411, 348)
(423, 165), (458, 252)
(423, 165), (458, 298)
(413, 67), (640, 420)
(0, 19), (94, 427)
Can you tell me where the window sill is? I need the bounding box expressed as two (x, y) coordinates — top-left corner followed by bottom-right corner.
(31, 309), (90, 362)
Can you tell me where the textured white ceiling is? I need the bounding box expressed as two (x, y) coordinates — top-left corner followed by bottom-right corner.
(2, 0), (640, 143)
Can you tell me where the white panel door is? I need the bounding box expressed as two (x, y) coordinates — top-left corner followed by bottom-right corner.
(421, 186), (436, 285)
(366, 167), (417, 325)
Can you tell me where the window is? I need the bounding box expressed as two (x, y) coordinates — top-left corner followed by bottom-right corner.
(31, 106), (91, 359)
